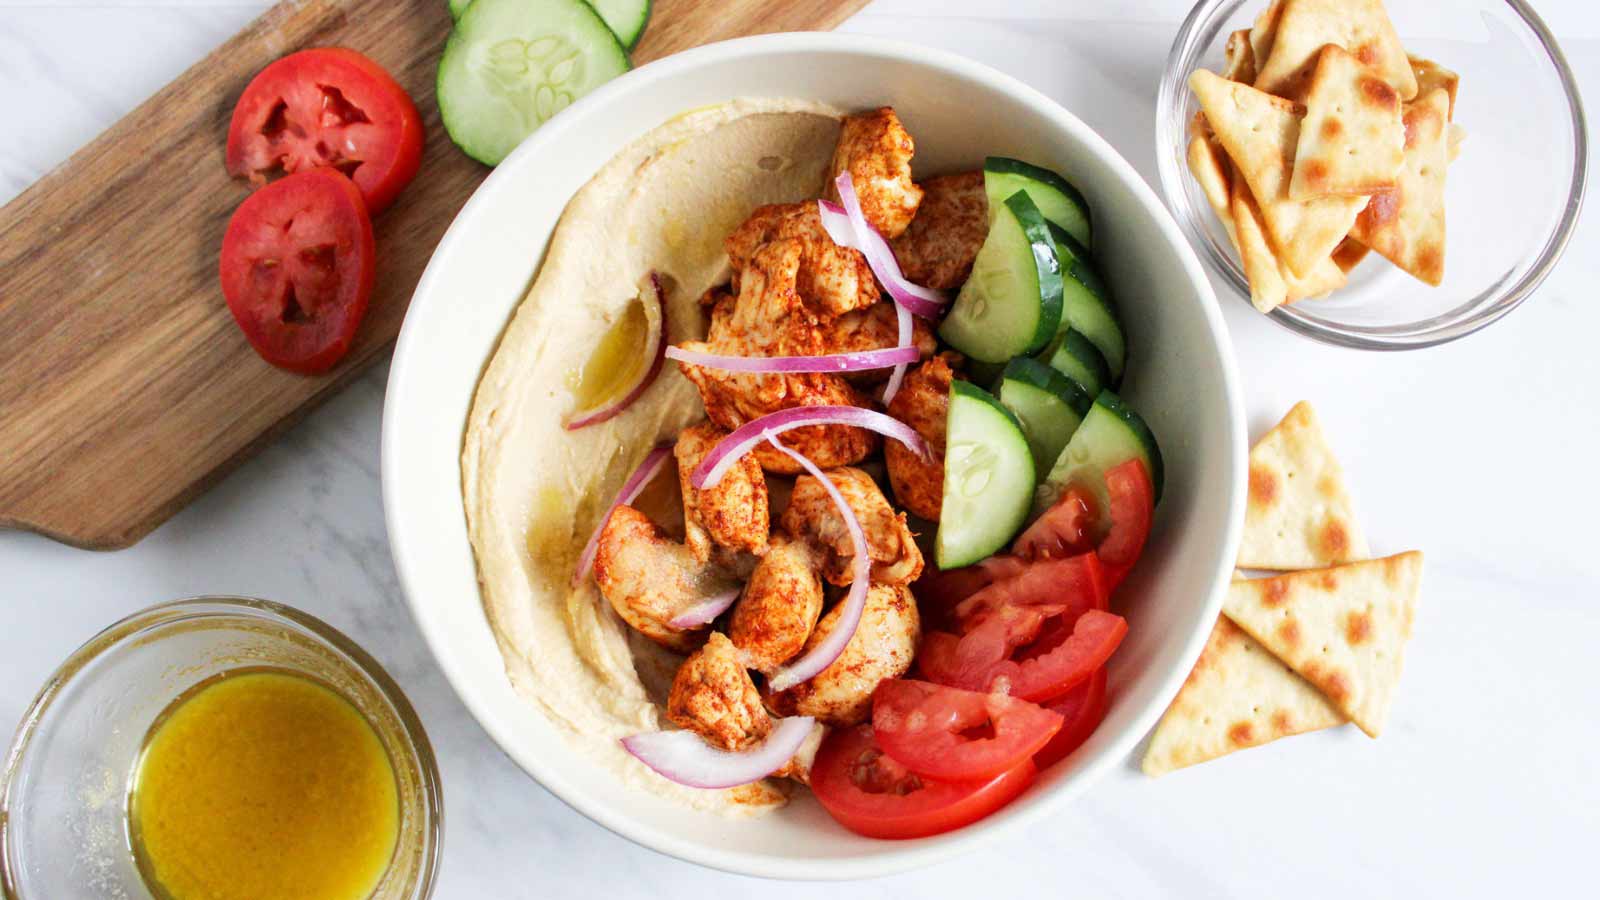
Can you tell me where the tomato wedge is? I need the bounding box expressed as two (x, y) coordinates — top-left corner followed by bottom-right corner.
(1099, 459), (1155, 590)
(1032, 668), (1108, 769)
(921, 609), (1127, 702)
(219, 168), (376, 374)
(953, 553), (1108, 630)
(810, 725), (1036, 840)
(872, 679), (1063, 782)
(913, 555), (1028, 630)
(1013, 486), (1096, 561)
(226, 48), (423, 215)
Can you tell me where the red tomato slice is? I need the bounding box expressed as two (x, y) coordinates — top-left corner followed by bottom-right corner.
(810, 725), (1036, 840)
(913, 555), (1029, 630)
(1032, 668), (1108, 769)
(952, 553), (1108, 630)
(871, 679), (1063, 782)
(921, 609), (1127, 702)
(219, 168), (375, 374)
(1013, 486), (1097, 561)
(226, 48), (423, 215)
(1098, 459), (1155, 590)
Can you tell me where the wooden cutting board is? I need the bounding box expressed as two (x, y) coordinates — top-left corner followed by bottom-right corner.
(0, 0), (870, 550)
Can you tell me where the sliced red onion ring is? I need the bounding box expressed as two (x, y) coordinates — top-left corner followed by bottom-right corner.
(665, 343), (918, 374)
(825, 175), (950, 319)
(763, 438), (871, 692)
(879, 301), (914, 406)
(565, 273), (668, 430)
(690, 405), (931, 490)
(667, 585), (742, 629)
(570, 445), (672, 588)
(621, 715), (817, 789)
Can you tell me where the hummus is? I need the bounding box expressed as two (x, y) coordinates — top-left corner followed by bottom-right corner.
(462, 99), (844, 813)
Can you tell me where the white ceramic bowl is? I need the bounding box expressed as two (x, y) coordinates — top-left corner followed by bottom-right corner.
(383, 33), (1246, 880)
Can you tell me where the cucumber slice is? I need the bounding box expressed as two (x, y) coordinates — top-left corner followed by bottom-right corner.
(449, 0), (472, 20)
(936, 381), (1038, 569)
(1047, 223), (1126, 384)
(438, 0), (631, 166)
(588, 0), (651, 49)
(1035, 389), (1165, 526)
(1037, 328), (1111, 398)
(985, 156), (1092, 248)
(997, 358), (1093, 480)
(938, 191), (1063, 364)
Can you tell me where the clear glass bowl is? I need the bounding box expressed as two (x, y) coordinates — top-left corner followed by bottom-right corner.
(0, 597), (442, 899)
(1157, 0), (1587, 349)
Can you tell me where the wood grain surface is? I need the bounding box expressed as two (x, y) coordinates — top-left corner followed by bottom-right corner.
(0, 0), (870, 550)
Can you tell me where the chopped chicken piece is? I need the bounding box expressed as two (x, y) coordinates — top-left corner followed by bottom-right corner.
(725, 203), (879, 318)
(676, 422), (769, 563)
(781, 467), (923, 586)
(890, 171), (988, 290)
(729, 534), (825, 672)
(822, 301), (937, 384)
(765, 583), (921, 727)
(773, 721), (829, 784)
(667, 632), (771, 751)
(824, 108), (923, 239)
(885, 355), (956, 521)
(593, 506), (740, 653)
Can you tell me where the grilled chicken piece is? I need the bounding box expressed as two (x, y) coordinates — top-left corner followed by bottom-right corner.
(765, 583), (921, 727)
(728, 534), (826, 672)
(890, 171), (988, 290)
(885, 355), (956, 521)
(822, 301), (937, 385)
(781, 467), (923, 587)
(824, 108), (923, 240)
(592, 506), (740, 653)
(667, 632), (772, 751)
(675, 422), (769, 563)
(725, 203), (879, 318)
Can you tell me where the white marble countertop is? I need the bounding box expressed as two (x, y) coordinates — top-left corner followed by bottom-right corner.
(3, 1), (1597, 896)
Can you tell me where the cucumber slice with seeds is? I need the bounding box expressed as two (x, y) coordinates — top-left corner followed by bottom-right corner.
(997, 358), (1093, 480)
(1037, 328), (1111, 399)
(938, 190), (1063, 364)
(1047, 222), (1126, 384)
(438, 0), (631, 166)
(936, 381), (1038, 569)
(588, 0), (652, 49)
(1035, 389), (1164, 526)
(984, 156), (1092, 247)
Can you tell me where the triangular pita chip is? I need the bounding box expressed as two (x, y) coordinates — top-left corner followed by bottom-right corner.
(1349, 88), (1449, 285)
(1410, 54), (1459, 120)
(1142, 615), (1345, 775)
(1254, 0), (1418, 103)
(1222, 552), (1424, 737)
(1448, 122), (1465, 163)
(1332, 235), (1370, 272)
(1229, 164), (1346, 311)
(1239, 401), (1369, 568)
(1249, 0), (1287, 74)
(1187, 133), (1237, 245)
(1224, 28), (1258, 83)
(1290, 44), (1405, 199)
(1189, 70), (1369, 279)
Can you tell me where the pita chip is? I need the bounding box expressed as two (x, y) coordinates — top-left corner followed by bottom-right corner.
(1222, 552), (1424, 737)
(1142, 615), (1345, 775)
(1190, 69), (1369, 278)
(1349, 88), (1449, 285)
(1188, 133), (1237, 244)
(1410, 54), (1459, 120)
(1332, 235), (1370, 272)
(1239, 401), (1368, 569)
(1290, 44), (1405, 200)
(1254, 0), (1418, 103)
(1249, 0), (1287, 74)
(1230, 166), (1345, 311)
(1224, 28), (1259, 83)
(1448, 122), (1466, 163)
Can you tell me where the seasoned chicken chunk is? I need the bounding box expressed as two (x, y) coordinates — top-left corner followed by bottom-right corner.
(725, 203), (879, 318)
(729, 535), (825, 672)
(890, 171), (988, 290)
(593, 506), (740, 653)
(825, 108), (923, 239)
(667, 632), (771, 751)
(676, 422), (769, 563)
(765, 583), (921, 727)
(822, 301), (937, 384)
(885, 355), (956, 521)
(781, 467), (923, 587)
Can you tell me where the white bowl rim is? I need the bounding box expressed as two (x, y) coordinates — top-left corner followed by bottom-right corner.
(382, 31), (1247, 880)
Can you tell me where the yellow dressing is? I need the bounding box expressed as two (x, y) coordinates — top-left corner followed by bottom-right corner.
(129, 670), (400, 900)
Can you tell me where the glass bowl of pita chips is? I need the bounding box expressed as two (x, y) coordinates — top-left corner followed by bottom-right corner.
(1158, 0), (1587, 349)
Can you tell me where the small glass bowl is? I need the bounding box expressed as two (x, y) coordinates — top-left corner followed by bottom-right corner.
(1157, 0), (1587, 349)
(1, 597), (442, 899)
